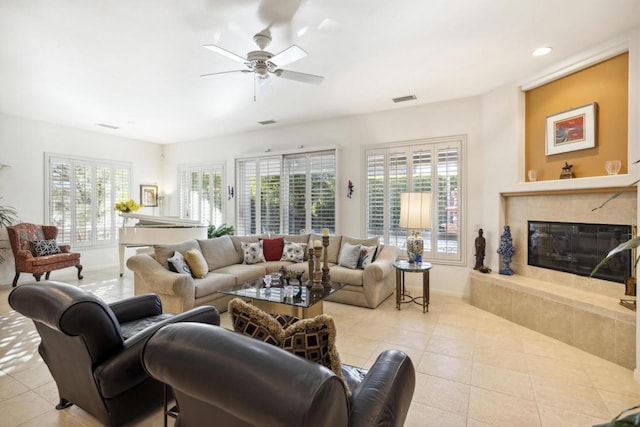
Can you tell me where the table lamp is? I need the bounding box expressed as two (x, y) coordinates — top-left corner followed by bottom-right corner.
(399, 192), (431, 263)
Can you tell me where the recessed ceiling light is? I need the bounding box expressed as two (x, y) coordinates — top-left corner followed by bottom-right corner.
(532, 47), (552, 57)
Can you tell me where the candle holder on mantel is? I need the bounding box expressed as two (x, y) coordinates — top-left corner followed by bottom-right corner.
(322, 235), (331, 286)
(307, 247), (315, 288)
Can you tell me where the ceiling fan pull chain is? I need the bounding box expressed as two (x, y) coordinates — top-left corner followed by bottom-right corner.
(253, 74), (257, 102)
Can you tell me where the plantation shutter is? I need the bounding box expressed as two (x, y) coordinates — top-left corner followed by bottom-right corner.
(310, 151), (336, 233)
(178, 163), (225, 226)
(365, 152), (385, 239)
(283, 155), (307, 235)
(259, 157), (281, 234)
(236, 159), (257, 236)
(363, 137), (463, 263)
(45, 154), (131, 247)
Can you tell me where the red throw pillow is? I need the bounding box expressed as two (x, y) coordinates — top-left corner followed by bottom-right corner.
(259, 237), (285, 261)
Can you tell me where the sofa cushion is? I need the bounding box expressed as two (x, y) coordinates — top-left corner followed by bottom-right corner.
(167, 251), (191, 275)
(32, 239), (62, 256)
(228, 298), (349, 395)
(311, 235), (342, 264)
(259, 237), (285, 261)
(275, 234), (311, 260)
(154, 240), (199, 270)
(228, 298), (284, 345)
(242, 241), (266, 264)
(358, 245), (378, 269)
(338, 242), (361, 269)
(281, 241), (307, 263)
(213, 264), (266, 284)
(194, 273), (237, 299)
(229, 235), (261, 263)
(184, 248), (208, 279)
(329, 265), (364, 287)
(198, 236), (240, 270)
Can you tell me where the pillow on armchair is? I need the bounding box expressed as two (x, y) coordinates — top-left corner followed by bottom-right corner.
(31, 239), (62, 256)
(228, 298), (349, 394)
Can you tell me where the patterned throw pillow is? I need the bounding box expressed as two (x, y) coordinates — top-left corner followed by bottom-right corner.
(241, 241), (266, 264)
(228, 298), (350, 395)
(184, 248), (208, 278)
(167, 251), (192, 275)
(280, 241), (307, 263)
(228, 298), (284, 345)
(338, 242), (361, 269)
(31, 239), (62, 257)
(357, 245), (378, 269)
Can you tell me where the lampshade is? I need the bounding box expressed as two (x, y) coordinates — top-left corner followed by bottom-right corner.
(399, 192), (431, 230)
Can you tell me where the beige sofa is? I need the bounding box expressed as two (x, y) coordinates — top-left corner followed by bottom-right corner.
(126, 234), (398, 313)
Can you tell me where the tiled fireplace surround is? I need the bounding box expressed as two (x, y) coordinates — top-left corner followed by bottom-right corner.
(470, 190), (637, 369)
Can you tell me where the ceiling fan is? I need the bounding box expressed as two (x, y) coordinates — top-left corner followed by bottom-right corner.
(201, 28), (324, 85)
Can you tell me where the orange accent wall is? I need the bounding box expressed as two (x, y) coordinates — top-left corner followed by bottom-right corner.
(525, 53), (628, 181)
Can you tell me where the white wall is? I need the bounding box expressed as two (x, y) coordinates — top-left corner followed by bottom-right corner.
(0, 113), (163, 285)
(163, 96), (485, 297)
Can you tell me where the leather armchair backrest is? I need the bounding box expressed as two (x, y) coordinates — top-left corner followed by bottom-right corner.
(143, 323), (350, 427)
(9, 281), (124, 364)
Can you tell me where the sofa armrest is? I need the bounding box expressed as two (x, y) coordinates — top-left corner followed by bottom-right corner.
(363, 245), (397, 282)
(94, 306), (220, 399)
(58, 244), (71, 253)
(126, 254), (195, 298)
(109, 294), (163, 324)
(349, 349), (415, 427)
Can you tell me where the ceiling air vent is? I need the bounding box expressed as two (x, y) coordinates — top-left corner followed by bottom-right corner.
(96, 123), (120, 130)
(258, 120), (277, 125)
(392, 95), (417, 103)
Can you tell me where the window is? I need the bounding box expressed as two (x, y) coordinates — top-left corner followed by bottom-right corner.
(45, 154), (132, 247)
(236, 150), (336, 235)
(179, 163), (225, 227)
(364, 137), (464, 263)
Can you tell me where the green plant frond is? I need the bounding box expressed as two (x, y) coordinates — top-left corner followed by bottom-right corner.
(590, 236), (640, 277)
(591, 179), (640, 211)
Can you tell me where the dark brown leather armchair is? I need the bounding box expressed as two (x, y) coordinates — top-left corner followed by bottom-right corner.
(9, 281), (221, 427)
(7, 223), (83, 287)
(142, 322), (416, 427)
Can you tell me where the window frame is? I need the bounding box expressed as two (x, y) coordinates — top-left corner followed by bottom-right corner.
(44, 153), (133, 248)
(362, 135), (466, 265)
(178, 162), (226, 227)
(235, 148), (338, 236)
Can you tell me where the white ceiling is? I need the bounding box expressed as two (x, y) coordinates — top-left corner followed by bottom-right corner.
(1, 0), (639, 144)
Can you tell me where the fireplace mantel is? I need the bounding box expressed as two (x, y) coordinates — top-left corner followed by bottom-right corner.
(500, 173), (636, 197)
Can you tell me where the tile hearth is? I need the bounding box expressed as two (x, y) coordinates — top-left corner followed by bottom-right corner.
(2, 268), (640, 426)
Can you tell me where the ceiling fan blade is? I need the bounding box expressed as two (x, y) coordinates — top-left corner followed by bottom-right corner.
(274, 69), (323, 85)
(269, 45), (306, 68)
(203, 45), (247, 64)
(200, 70), (251, 78)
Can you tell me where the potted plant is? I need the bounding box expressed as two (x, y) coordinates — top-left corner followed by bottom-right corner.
(207, 223), (235, 238)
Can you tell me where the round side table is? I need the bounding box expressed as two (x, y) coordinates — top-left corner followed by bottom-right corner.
(393, 260), (432, 313)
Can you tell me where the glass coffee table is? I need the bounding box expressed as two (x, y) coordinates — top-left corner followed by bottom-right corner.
(219, 279), (345, 318)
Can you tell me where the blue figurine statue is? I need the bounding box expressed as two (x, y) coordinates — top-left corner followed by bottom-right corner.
(497, 225), (515, 275)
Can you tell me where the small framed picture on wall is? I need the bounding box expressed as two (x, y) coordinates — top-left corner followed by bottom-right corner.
(545, 102), (597, 156)
(140, 185), (158, 207)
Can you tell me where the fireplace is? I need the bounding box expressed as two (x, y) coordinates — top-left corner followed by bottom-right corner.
(528, 221), (632, 283)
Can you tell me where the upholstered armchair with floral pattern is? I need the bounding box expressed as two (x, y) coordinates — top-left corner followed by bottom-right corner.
(7, 223), (83, 287)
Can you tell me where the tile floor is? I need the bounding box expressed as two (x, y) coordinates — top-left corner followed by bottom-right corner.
(1, 268), (640, 426)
